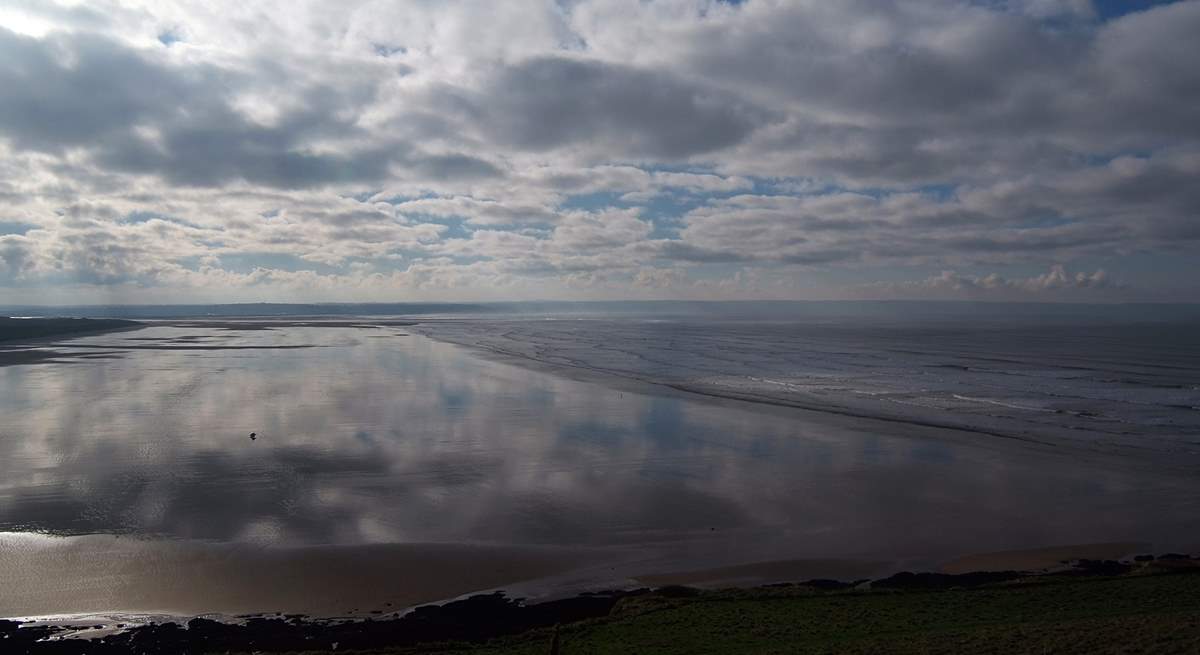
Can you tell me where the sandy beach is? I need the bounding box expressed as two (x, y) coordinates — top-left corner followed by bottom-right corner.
(0, 533), (603, 619)
(0, 531), (1178, 622)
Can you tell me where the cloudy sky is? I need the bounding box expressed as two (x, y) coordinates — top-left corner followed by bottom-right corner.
(0, 0), (1197, 304)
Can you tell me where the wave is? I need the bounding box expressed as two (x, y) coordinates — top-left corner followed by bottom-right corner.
(410, 318), (1200, 459)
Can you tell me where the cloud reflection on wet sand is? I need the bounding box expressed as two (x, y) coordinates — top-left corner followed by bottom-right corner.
(1, 323), (1198, 615)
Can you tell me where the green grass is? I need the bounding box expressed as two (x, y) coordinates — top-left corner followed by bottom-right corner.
(406, 573), (1200, 655)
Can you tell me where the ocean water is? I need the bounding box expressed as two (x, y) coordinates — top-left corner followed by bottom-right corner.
(412, 313), (1200, 463)
(1, 307), (1199, 615)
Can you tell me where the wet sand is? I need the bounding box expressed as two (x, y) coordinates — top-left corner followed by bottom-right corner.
(630, 542), (1155, 588)
(939, 542), (1148, 574)
(3, 318), (1199, 624)
(0, 534), (602, 618)
(635, 558), (891, 588)
(1, 536), (1176, 620)
(0, 318), (142, 367)
(160, 319), (417, 330)
(0, 318), (139, 344)
(0, 318), (416, 366)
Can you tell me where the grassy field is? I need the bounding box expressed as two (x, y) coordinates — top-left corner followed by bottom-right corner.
(409, 572), (1200, 654)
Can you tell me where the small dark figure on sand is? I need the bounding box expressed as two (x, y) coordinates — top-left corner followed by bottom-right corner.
(249, 432), (257, 441)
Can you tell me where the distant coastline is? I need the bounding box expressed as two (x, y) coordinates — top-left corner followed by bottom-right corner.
(0, 317), (141, 344)
(3, 299), (1200, 322)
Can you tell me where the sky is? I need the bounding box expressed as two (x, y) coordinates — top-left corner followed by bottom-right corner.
(0, 0), (1197, 304)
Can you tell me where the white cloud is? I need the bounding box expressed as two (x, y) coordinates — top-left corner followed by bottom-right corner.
(854, 264), (1122, 301)
(0, 0), (1197, 302)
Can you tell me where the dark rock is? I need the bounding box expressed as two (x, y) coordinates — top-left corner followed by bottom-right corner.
(800, 579), (854, 591)
(1068, 559), (1133, 576)
(655, 585), (702, 598)
(17, 589), (639, 654)
(872, 570), (1021, 590)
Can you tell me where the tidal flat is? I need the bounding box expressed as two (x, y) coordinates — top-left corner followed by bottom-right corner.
(0, 315), (1198, 624)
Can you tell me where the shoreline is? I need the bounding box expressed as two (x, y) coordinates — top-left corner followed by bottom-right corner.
(0, 317), (419, 366)
(0, 535), (612, 620)
(0, 318), (143, 344)
(0, 318), (146, 367)
(6, 551), (1197, 653)
(0, 537), (1164, 623)
(406, 322), (1196, 476)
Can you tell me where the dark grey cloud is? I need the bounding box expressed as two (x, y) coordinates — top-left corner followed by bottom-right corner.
(470, 56), (770, 159)
(0, 28), (204, 152)
(648, 240), (750, 264)
(99, 129), (396, 190)
(0, 28), (499, 190)
(406, 152), (502, 180)
(0, 235), (33, 276)
(697, 2), (1200, 185)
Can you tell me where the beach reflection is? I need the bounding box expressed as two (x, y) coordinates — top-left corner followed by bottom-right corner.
(2, 324), (1199, 565)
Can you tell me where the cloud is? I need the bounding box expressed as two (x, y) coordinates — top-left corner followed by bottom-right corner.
(463, 56), (770, 160)
(632, 267), (684, 289)
(0, 1), (1197, 302)
(390, 197), (560, 226)
(856, 264), (1122, 300)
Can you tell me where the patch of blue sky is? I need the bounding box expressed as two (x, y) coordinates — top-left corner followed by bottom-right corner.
(445, 254), (492, 266)
(157, 30), (183, 46)
(122, 211), (205, 229)
(637, 194), (704, 239)
(122, 211), (167, 223)
(757, 178), (855, 198)
(218, 252), (343, 275)
(378, 191), (440, 206)
(0, 220), (34, 235)
(1074, 150), (1155, 167)
(560, 191), (685, 239)
(381, 247), (432, 263)
(1093, 0), (1181, 20)
(911, 184), (959, 201)
(343, 190), (381, 203)
(713, 0), (1181, 25)
(404, 215), (473, 239)
(752, 179), (959, 202)
(174, 255), (205, 272)
(179, 252), (377, 275)
(561, 175), (772, 238)
(371, 43), (406, 57)
(971, 0), (1178, 22)
(1076, 252), (1200, 287)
